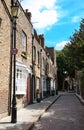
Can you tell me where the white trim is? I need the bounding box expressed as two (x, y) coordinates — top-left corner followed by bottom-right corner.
(16, 91), (26, 95)
(16, 59), (32, 74)
(15, 60), (32, 95)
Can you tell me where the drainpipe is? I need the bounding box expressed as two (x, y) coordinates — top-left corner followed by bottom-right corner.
(40, 49), (42, 99)
(31, 27), (34, 103)
(8, 21), (13, 115)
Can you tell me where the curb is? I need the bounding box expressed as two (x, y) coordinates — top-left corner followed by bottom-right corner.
(75, 93), (84, 105)
(28, 123), (34, 130)
(28, 95), (61, 130)
(45, 95), (61, 112)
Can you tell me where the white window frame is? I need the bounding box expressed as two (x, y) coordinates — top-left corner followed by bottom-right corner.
(16, 66), (27, 95)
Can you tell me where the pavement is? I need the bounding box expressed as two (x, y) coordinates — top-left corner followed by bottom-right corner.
(32, 93), (84, 130)
(0, 95), (60, 130)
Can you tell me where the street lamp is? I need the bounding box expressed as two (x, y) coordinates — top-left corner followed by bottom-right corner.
(11, 0), (19, 123)
(11, 0), (19, 18)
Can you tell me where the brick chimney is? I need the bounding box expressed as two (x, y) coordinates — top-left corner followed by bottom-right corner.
(39, 34), (45, 49)
(25, 9), (32, 22)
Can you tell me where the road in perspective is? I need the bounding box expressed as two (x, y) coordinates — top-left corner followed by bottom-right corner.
(31, 94), (84, 130)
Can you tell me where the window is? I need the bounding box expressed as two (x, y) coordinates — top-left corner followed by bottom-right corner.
(36, 78), (40, 90)
(42, 58), (45, 69)
(43, 79), (46, 91)
(47, 63), (49, 73)
(16, 66), (27, 94)
(33, 46), (36, 63)
(22, 31), (27, 52)
(37, 51), (40, 65)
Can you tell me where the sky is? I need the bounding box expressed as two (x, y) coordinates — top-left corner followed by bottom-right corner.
(20, 0), (84, 50)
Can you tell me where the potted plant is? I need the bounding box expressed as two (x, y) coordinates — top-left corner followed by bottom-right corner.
(21, 51), (28, 59)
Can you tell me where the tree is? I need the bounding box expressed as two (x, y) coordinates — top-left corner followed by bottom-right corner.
(56, 18), (84, 91)
(56, 49), (75, 90)
(68, 19), (84, 70)
(56, 50), (65, 90)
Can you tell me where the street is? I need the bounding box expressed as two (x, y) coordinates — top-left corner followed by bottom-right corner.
(31, 94), (84, 130)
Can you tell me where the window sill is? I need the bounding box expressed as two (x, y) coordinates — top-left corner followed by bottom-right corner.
(16, 91), (26, 95)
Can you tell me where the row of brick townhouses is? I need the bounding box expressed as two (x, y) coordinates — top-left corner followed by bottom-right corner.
(0, 0), (57, 119)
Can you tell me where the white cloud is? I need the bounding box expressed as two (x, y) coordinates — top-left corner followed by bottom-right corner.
(72, 16), (80, 23)
(55, 40), (69, 50)
(21, 0), (59, 30)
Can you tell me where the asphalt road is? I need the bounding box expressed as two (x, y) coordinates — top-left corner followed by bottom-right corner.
(31, 94), (84, 130)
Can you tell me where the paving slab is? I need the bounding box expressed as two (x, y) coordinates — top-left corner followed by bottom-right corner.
(0, 95), (60, 130)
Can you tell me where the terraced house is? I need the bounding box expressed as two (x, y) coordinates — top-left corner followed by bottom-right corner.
(0, 0), (57, 119)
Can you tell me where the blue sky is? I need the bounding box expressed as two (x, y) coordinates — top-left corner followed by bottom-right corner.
(20, 0), (84, 50)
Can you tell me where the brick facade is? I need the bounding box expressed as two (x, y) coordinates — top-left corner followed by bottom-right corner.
(13, 3), (33, 108)
(0, 0), (11, 118)
(0, 0), (57, 119)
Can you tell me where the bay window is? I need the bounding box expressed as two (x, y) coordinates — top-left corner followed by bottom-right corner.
(16, 66), (27, 95)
